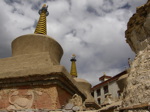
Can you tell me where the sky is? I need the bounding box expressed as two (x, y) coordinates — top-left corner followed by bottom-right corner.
(0, 0), (147, 86)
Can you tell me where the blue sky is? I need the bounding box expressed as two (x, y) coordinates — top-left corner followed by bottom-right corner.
(0, 0), (147, 86)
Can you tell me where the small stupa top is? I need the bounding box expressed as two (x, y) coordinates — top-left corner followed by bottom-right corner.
(70, 54), (78, 77)
(99, 72), (112, 82)
(71, 54), (76, 61)
(34, 4), (49, 35)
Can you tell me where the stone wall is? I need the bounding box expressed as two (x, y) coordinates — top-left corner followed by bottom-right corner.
(122, 48), (150, 107)
(121, 0), (150, 112)
(0, 85), (72, 111)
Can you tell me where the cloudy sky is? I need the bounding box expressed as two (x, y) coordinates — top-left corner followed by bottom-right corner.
(0, 0), (147, 86)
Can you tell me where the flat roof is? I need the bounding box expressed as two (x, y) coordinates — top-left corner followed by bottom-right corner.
(91, 70), (127, 91)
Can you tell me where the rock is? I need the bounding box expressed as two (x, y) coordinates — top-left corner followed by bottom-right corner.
(64, 102), (74, 110)
(125, 0), (150, 54)
(122, 1), (150, 112)
(72, 106), (80, 111)
(63, 94), (86, 111)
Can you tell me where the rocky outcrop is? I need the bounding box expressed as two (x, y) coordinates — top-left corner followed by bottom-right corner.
(122, 0), (150, 112)
(122, 48), (150, 107)
(125, 0), (150, 54)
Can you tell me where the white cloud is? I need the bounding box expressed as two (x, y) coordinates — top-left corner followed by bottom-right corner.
(0, 0), (147, 86)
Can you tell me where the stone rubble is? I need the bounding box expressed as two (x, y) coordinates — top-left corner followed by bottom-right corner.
(0, 110), (98, 112)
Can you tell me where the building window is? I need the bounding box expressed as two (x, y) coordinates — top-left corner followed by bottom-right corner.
(97, 98), (101, 104)
(96, 89), (101, 96)
(103, 85), (108, 94)
(91, 92), (94, 97)
(118, 90), (121, 98)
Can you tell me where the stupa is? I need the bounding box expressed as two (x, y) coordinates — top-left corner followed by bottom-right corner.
(69, 54), (100, 110)
(0, 4), (99, 111)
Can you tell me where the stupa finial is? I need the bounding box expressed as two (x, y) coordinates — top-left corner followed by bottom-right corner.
(70, 54), (78, 77)
(34, 4), (49, 35)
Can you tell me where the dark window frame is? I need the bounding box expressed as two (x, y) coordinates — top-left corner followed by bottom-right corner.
(91, 92), (94, 97)
(96, 89), (101, 96)
(97, 98), (101, 104)
(117, 90), (121, 98)
(103, 85), (109, 94)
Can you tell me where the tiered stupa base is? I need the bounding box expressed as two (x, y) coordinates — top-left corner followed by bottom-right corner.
(0, 34), (86, 111)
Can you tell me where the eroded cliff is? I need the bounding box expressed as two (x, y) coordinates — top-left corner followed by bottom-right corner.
(122, 0), (150, 112)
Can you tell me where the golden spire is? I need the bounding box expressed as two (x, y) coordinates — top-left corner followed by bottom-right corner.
(34, 4), (49, 35)
(70, 54), (78, 77)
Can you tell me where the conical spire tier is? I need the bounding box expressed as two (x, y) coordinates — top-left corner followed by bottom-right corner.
(34, 4), (49, 35)
(70, 54), (78, 77)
